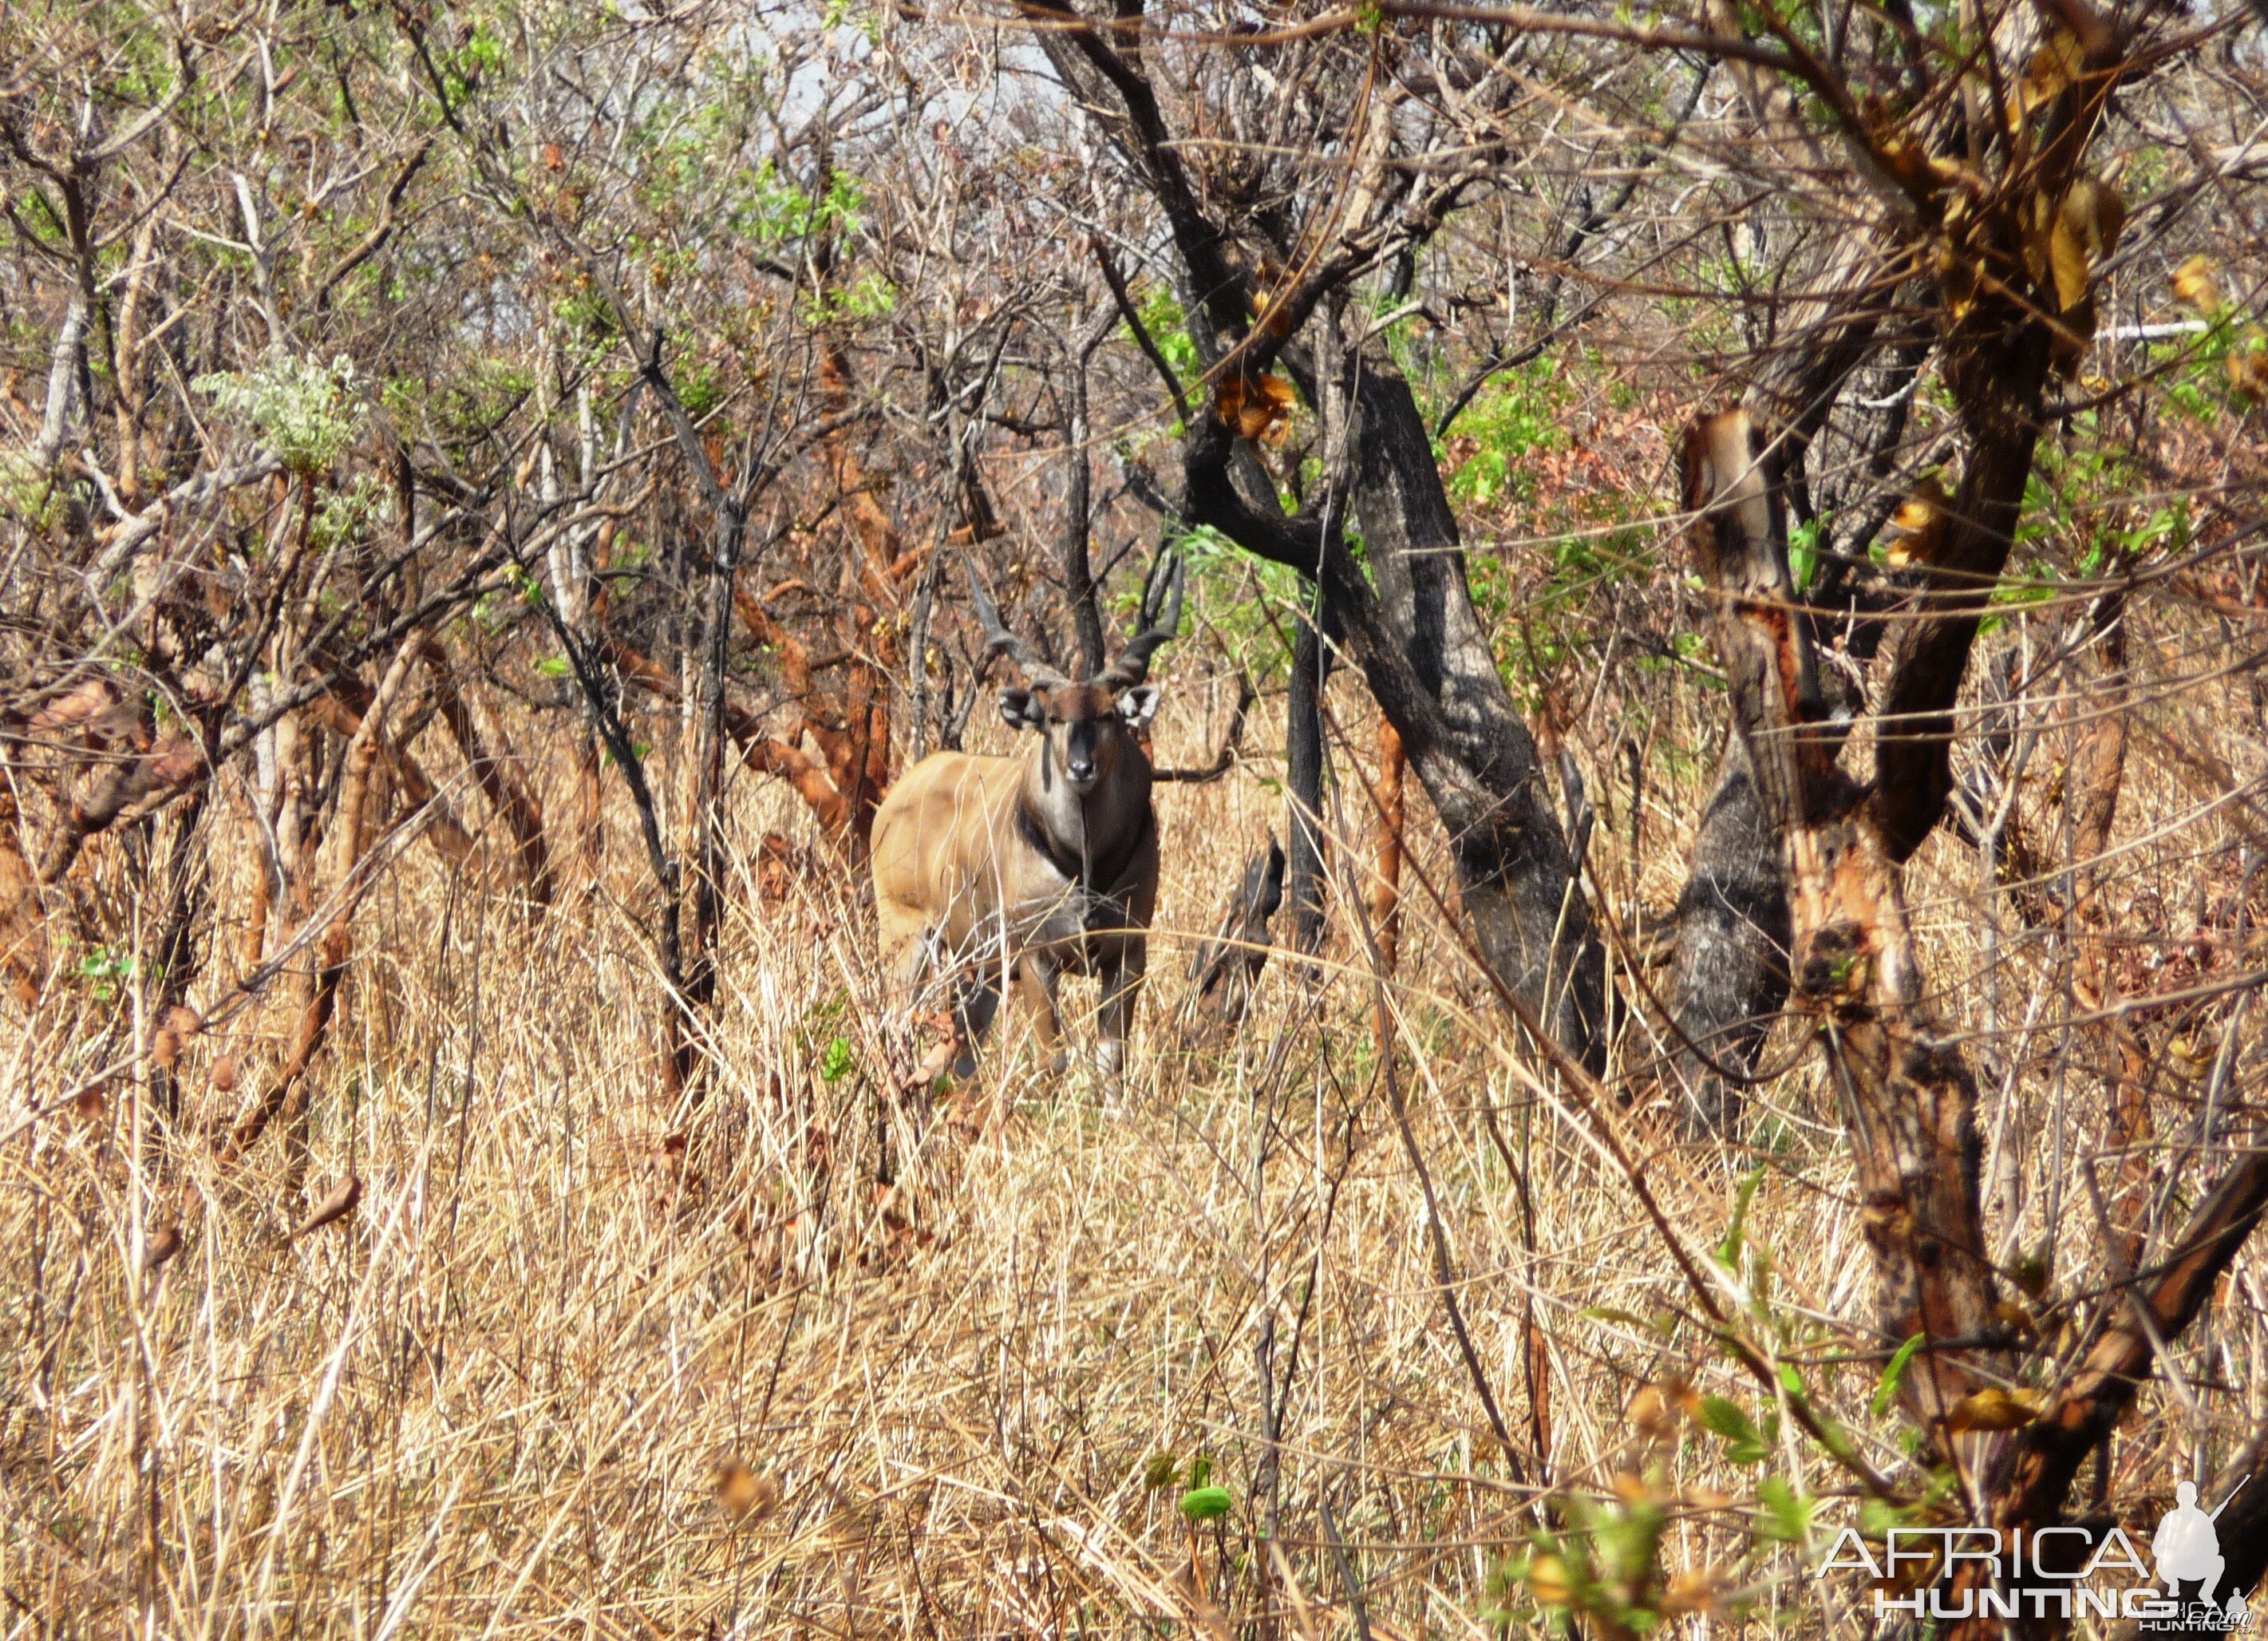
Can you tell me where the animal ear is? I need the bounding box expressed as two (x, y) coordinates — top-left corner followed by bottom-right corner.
(1117, 685), (1160, 729)
(998, 687), (1042, 730)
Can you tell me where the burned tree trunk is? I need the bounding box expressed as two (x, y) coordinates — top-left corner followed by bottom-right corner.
(1688, 405), (2268, 1614)
(1661, 247), (1906, 1136)
(1165, 361), (1603, 1058)
(1662, 729), (1789, 1139)
(1685, 411), (2005, 1427)
(1191, 837), (1286, 1025)
(1336, 364), (1603, 1059)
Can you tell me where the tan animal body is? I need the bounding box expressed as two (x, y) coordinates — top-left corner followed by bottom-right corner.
(871, 554), (1183, 1099)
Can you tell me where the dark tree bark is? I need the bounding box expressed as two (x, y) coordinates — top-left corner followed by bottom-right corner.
(1872, 339), (2054, 861)
(1687, 409), (2005, 1428)
(1987, 1149), (2268, 1634)
(1191, 837), (1286, 1024)
(1339, 363), (1603, 1058)
(1661, 244), (1907, 1135)
(1663, 729), (1789, 1138)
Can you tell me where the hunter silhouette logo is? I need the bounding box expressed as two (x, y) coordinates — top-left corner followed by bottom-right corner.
(2156, 1478), (2250, 1627)
(1817, 1471), (2254, 1629)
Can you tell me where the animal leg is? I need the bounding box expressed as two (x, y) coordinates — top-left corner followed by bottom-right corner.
(876, 900), (933, 994)
(878, 903), (961, 1088)
(950, 971), (1003, 1080)
(1014, 954), (1069, 1075)
(1096, 943), (1148, 1109)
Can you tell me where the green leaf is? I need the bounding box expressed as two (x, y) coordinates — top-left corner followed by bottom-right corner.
(1698, 1396), (1754, 1444)
(1861, 1495), (1925, 1538)
(1718, 1167), (1765, 1269)
(1141, 1452), (1179, 1491)
(1872, 1334), (1926, 1418)
(820, 1036), (854, 1083)
(1179, 1485), (1233, 1524)
(1699, 1397), (1770, 1465)
(1788, 513), (1827, 591)
(535, 655), (571, 678)
(1758, 1477), (1812, 1543)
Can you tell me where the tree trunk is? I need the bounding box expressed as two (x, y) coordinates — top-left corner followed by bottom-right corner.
(1685, 411), (2004, 1425)
(1167, 361), (1602, 1061)
(227, 636), (423, 1161)
(1334, 362), (1603, 1061)
(1871, 336), (2053, 862)
(1980, 1149), (2268, 1636)
(1661, 243), (1900, 1137)
(1663, 728), (1790, 1139)
(425, 655), (555, 906)
(1029, 9), (1601, 1065)
(0, 776), (45, 1006)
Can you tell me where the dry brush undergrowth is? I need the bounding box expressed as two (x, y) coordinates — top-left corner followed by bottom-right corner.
(3, 641), (2264, 1636)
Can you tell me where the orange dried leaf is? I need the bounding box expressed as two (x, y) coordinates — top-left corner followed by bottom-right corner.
(2050, 175), (2124, 315)
(2171, 255), (2222, 314)
(1993, 1299), (2039, 1335)
(1884, 476), (1950, 570)
(142, 1224), (183, 1272)
(1626, 1383), (1679, 1441)
(2016, 32), (2081, 121)
(1665, 1568), (1725, 1615)
(1944, 1386), (2044, 1433)
(716, 1458), (781, 1523)
(2227, 335), (2268, 401)
(1213, 377), (1247, 426)
(289, 1174), (362, 1240)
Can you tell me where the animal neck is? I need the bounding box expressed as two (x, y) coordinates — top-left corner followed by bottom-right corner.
(1020, 740), (1152, 884)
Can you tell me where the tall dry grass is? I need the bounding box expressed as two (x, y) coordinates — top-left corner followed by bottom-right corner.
(3, 635), (2262, 1637)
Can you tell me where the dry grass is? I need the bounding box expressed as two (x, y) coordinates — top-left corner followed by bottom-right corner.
(4, 639), (2263, 1637)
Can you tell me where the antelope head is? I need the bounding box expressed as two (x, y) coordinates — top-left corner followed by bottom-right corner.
(969, 552), (1185, 798)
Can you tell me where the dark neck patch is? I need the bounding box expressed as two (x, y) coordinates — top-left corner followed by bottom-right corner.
(1016, 795), (1152, 906)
